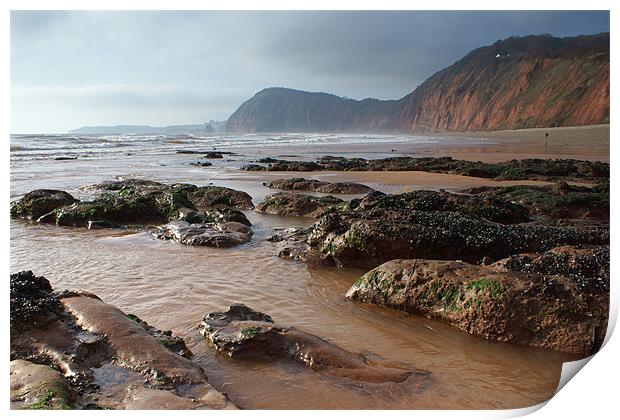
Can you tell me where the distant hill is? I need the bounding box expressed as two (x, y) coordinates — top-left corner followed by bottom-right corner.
(226, 88), (401, 133)
(69, 122), (226, 135)
(226, 33), (609, 133)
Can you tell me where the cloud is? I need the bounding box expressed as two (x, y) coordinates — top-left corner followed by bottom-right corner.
(11, 10), (609, 133)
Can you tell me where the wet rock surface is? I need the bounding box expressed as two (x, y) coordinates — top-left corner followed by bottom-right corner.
(155, 220), (253, 247)
(154, 207), (253, 247)
(11, 359), (73, 409)
(200, 304), (430, 384)
(243, 156), (609, 181)
(10, 271), (235, 410)
(267, 227), (310, 261)
(461, 181), (609, 222)
(11, 179), (254, 229)
(257, 192), (343, 218)
(346, 246), (609, 355)
(10, 190), (77, 220)
(306, 190), (608, 268)
(264, 178), (374, 194)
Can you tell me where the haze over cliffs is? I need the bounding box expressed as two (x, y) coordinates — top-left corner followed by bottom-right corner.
(227, 33), (609, 133)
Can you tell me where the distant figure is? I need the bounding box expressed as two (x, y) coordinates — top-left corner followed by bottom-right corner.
(545, 133), (549, 138)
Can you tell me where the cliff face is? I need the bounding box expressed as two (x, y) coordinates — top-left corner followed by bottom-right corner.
(226, 88), (401, 133)
(226, 33), (609, 133)
(398, 34), (609, 132)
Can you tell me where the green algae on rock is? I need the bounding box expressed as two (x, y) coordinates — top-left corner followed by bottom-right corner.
(345, 246), (609, 355)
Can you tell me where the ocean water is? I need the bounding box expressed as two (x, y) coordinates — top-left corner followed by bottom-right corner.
(10, 132), (444, 161)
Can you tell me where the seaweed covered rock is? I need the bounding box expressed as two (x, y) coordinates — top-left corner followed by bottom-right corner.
(351, 190), (532, 224)
(243, 156), (609, 181)
(346, 248), (609, 355)
(200, 304), (429, 384)
(307, 204), (608, 268)
(461, 182), (609, 221)
(10, 272), (235, 410)
(256, 192), (343, 218)
(263, 178), (374, 194)
(10, 190), (77, 220)
(242, 159), (322, 172)
(10, 271), (61, 334)
(500, 245), (610, 292)
(12, 179), (254, 229)
(186, 186), (254, 210)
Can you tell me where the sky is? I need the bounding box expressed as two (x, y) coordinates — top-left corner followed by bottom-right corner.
(11, 10), (610, 133)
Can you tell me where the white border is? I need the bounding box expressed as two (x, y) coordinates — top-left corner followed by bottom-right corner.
(2, 1), (617, 419)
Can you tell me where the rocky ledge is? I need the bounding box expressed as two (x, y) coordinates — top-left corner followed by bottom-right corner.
(306, 189), (608, 268)
(263, 178), (374, 194)
(10, 271), (235, 410)
(345, 245), (609, 355)
(461, 181), (609, 222)
(256, 192), (343, 218)
(200, 304), (430, 384)
(243, 156), (609, 182)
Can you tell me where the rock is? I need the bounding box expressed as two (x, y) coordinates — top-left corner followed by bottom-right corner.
(10, 272), (235, 410)
(82, 178), (165, 191)
(263, 178), (374, 194)
(54, 156), (78, 161)
(179, 207), (251, 226)
(186, 186), (254, 210)
(203, 152), (224, 159)
(352, 189), (532, 224)
(155, 220), (253, 247)
(314, 212), (607, 268)
(499, 245), (610, 293)
(306, 191), (608, 268)
(11, 359), (72, 409)
(267, 227), (309, 261)
(10, 190), (77, 220)
(13, 180), (254, 229)
(200, 304), (429, 384)
(256, 192), (343, 217)
(242, 159), (322, 172)
(190, 161), (213, 167)
(461, 182), (609, 222)
(346, 246), (609, 355)
(10, 271), (61, 334)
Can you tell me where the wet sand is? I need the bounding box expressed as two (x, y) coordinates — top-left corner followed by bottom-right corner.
(236, 124), (609, 164)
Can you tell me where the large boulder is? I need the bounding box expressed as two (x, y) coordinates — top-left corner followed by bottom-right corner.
(256, 192), (343, 218)
(200, 304), (429, 384)
(345, 246), (609, 355)
(10, 190), (77, 220)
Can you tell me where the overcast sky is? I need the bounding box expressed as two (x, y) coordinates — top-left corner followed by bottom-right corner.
(11, 10), (609, 133)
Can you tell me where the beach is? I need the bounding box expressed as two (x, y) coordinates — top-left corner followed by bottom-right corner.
(9, 125), (609, 409)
